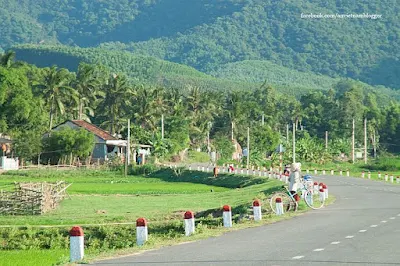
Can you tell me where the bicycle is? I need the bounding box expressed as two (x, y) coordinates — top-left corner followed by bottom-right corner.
(269, 178), (325, 214)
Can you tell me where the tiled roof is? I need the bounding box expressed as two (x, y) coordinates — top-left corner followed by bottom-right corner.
(70, 120), (117, 141)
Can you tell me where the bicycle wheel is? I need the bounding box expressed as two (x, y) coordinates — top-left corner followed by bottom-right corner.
(269, 192), (296, 214)
(304, 190), (325, 210)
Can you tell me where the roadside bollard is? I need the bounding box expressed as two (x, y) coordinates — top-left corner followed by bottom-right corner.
(223, 205), (232, 228)
(253, 200), (262, 221)
(201, 166), (205, 172)
(306, 169), (309, 174)
(197, 166), (200, 171)
(330, 169), (334, 175)
(319, 188), (325, 202)
(314, 169), (318, 175)
(322, 169), (326, 175)
(184, 211), (195, 236)
(361, 171), (365, 178)
(390, 174), (394, 183)
(313, 182), (318, 193)
(189, 166), (192, 171)
(323, 184), (328, 199)
(241, 169), (243, 174)
(346, 170), (350, 177)
(378, 172), (381, 179)
(368, 171), (371, 179)
(246, 169), (249, 175)
(136, 218), (148, 246)
(385, 173), (388, 181)
(397, 176), (400, 184)
(340, 170), (343, 176)
(268, 172), (271, 178)
(70, 226), (84, 263)
(275, 198), (284, 215)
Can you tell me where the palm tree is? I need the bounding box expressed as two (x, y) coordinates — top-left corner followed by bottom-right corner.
(35, 66), (77, 131)
(98, 73), (134, 135)
(74, 63), (106, 121)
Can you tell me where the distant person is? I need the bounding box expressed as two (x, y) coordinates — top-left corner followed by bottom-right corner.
(228, 164), (235, 173)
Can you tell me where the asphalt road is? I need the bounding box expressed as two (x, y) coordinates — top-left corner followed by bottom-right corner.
(90, 175), (400, 266)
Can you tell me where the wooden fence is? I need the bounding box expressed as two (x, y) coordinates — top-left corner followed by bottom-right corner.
(0, 181), (71, 215)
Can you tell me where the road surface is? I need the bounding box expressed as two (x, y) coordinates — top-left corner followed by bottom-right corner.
(90, 175), (400, 265)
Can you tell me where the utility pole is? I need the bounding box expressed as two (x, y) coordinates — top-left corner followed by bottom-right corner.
(292, 122), (296, 163)
(261, 114), (265, 126)
(286, 124), (289, 142)
(247, 127), (250, 169)
(364, 118), (367, 164)
(231, 121), (234, 140)
(325, 131), (328, 151)
(161, 114), (164, 139)
(352, 119), (355, 164)
(125, 119), (130, 177)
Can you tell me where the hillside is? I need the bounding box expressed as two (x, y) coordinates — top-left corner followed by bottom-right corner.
(1, 0), (399, 90)
(12, 45), (400, 102)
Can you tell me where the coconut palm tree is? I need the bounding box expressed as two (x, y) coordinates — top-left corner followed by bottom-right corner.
(35, 66), (77, 131)
(98, 73), (134, 135)
(74, 63), (106, 121)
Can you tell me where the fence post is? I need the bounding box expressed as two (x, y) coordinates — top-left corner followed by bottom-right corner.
(70, 226), (84, 262)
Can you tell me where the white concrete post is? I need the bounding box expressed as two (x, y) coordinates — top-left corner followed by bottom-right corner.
(306, 169), (309, 174)
(322, 169), (326, 175)
(275, 198), (284, 215)
(330, 169), (334, 175)
(197, 166), (200, 171)
(397, 176), (400, 184)
(201, 166), (205, 172)
(319, 188), (325, 202)
(253, 200), (262, 221)
(313, 182), (318, 194)
(340, 170), (343, 176)
(70, 226), (84, 262)
(361, 171), (365, 178)
(323, 184), (328, 199)
(136, 218), (148, 246)
(206, 167), (209, 172)
(241, 169), (243, 174)
(378, 172), (381, 179)
(189, 166), (192, 171)
(390, 174), (394, 183)
(346, 170), (350, 177)
(314, 169), (318, 175)
(223, 205), (232, 227)
(246, 169), (249, 175)
(368, 172), (371, 179)
(385, 174), (388, 182)
(184, 211), (195, 236)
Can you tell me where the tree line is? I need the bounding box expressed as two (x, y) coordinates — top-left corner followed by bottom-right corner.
(1, 51), (399, 166)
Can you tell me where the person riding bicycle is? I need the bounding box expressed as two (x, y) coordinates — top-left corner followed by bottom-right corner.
(289, 162), (302, 202)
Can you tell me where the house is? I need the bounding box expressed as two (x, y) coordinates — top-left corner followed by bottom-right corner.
(49, 120), (127, 162)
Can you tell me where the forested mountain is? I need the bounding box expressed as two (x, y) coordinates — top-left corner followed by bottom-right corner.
(1, 0), (399, 90)
(12, 45), (400, 102)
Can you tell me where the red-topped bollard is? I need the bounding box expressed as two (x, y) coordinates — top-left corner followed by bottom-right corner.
(136, 218), (148, 246)
(313, 181), (318, 194)
(319, 188), (325, 202)
(253, 200), (262, 221)
(184, 211), (195, 236)
(322, 184), (328, 199)
(70, 226), (84, 262)
(223, 205), (232, 227)
(275, 197), (283, 215)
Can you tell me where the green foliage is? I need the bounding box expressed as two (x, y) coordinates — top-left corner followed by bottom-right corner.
(42, 127), (95, 162)
(213, 135), (234, 161)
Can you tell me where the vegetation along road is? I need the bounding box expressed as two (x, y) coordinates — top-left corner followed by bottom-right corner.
(91, 174), (400, 265)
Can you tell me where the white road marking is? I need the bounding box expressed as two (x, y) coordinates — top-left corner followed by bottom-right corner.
(292, 256), (304, 260)
(370, 225), (378, 227)
(345, 235), (354, 239)
(331, 241), (340, 245)
(359, 229), (367, 233)
(390, 217), (395, 220)
(313, 248), (325, 252)
(381, 220), (387, 223)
